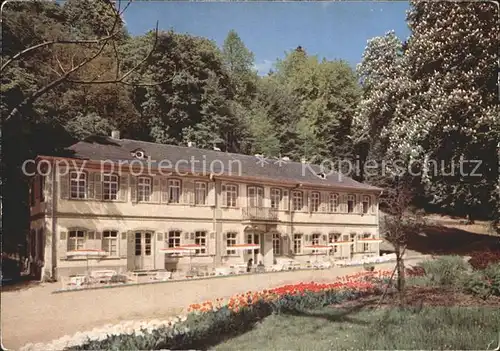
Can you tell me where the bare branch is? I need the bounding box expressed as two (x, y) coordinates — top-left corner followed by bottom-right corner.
(67, 21), (161, 86)
(55, 55), (66, 74)
(5, 29), (113, 122)
(0, 0), (131, 73)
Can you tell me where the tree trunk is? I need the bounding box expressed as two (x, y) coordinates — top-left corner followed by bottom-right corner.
(395, 244), (405, 306)
(467, 212), (475, 225)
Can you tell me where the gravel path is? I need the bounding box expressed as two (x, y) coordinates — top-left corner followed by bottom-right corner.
(2, 257), (427, 350)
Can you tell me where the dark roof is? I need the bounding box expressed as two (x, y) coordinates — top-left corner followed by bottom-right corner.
(62, 136), (381, 192)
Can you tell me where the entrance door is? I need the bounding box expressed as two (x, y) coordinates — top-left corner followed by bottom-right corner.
(134, 232), (154, 270)
(247, 232), (262, 264)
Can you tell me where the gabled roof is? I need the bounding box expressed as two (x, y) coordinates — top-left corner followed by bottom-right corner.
(61, 136), (381, 192)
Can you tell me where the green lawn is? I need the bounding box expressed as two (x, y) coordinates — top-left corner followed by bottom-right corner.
(216, 306), (500, 350)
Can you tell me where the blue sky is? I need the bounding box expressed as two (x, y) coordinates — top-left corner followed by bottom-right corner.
(123, 1), (411, 75)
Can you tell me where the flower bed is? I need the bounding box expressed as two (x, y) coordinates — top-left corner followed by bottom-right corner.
(23, 270), (393, 351)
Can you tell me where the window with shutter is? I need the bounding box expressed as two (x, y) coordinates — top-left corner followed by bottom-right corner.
(293, 234), (303, 254)
(310, 192), (320, 212)
(103, 174), (119, 200)
(168, 179), (181, 203)
(70, 172), (88, 199)
(194, 181), (207, 205)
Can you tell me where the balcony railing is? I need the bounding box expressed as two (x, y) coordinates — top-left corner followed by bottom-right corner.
(242, 207), (278, 221)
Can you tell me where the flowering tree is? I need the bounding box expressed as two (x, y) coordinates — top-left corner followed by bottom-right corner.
(357, 0), (499, 221)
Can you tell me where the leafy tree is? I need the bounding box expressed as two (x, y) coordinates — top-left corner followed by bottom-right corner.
(64, 112), (116, 140)
(274, 48), (361, 161)
(222, 30), (257, 105)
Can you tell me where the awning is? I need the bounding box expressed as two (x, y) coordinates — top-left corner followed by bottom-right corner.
(66, 249), (107, 257)
(227, 244), (260, 251)
(357, 239), (383, 243)
(328, 241), (352, 246)
(179, 244), (203, 251)
(160, 248), (189, 254)
(303, 245), (331, 251)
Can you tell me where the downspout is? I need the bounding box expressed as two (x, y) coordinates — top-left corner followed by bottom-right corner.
(289, 183), (302, 256)
(210, 173), (217, 267)
(51, 160), (57, 280)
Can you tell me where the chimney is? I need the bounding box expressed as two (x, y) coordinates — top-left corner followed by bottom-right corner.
(301, 157), (307, 164)
(111, 130), (120, 139)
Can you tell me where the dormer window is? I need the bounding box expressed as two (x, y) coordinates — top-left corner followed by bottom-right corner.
(131, 149), (146, 159)
(317, 172), (326, 179)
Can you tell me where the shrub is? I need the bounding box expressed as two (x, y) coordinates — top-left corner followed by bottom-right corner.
(417, 256), (470, 288)
(406, 266), (426, 277)
(468, 250), (500, 270)
(463, 263), (500, 299)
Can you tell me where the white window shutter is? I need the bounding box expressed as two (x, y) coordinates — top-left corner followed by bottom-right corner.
(282, 190), (289, 211)
(152, 177), (161, 203)
(237, 184), (244, 208)
(161, 178), (168, 203)
(208, 232), (216, 255)
(188, 182), (195, 205)
(320, 192), (326, 212)
(120, 232), (128, 257)
(221, 184), (227, 207)
(119, 175), (128, 202)
(304, 191), (309, 212)
(95, 232), (102, 250)
(87, 172), (95, 199)
(341, 194), (348, 213)
(94, 174), (102, 200)
(60, 173), (69, 199)
(130, 176), (137, 203)
(207, 182), (215, 206)
(182, 180), (193, 204)
(86, 231), (95, 249)
(58, 231), (67, 258)
(371, 195), (376, 214)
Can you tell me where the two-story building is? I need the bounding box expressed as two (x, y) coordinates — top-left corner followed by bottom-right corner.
(28, 131), (382, 281)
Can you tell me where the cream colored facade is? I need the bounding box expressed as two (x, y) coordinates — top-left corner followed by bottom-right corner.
(29, 158), (381, 280)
